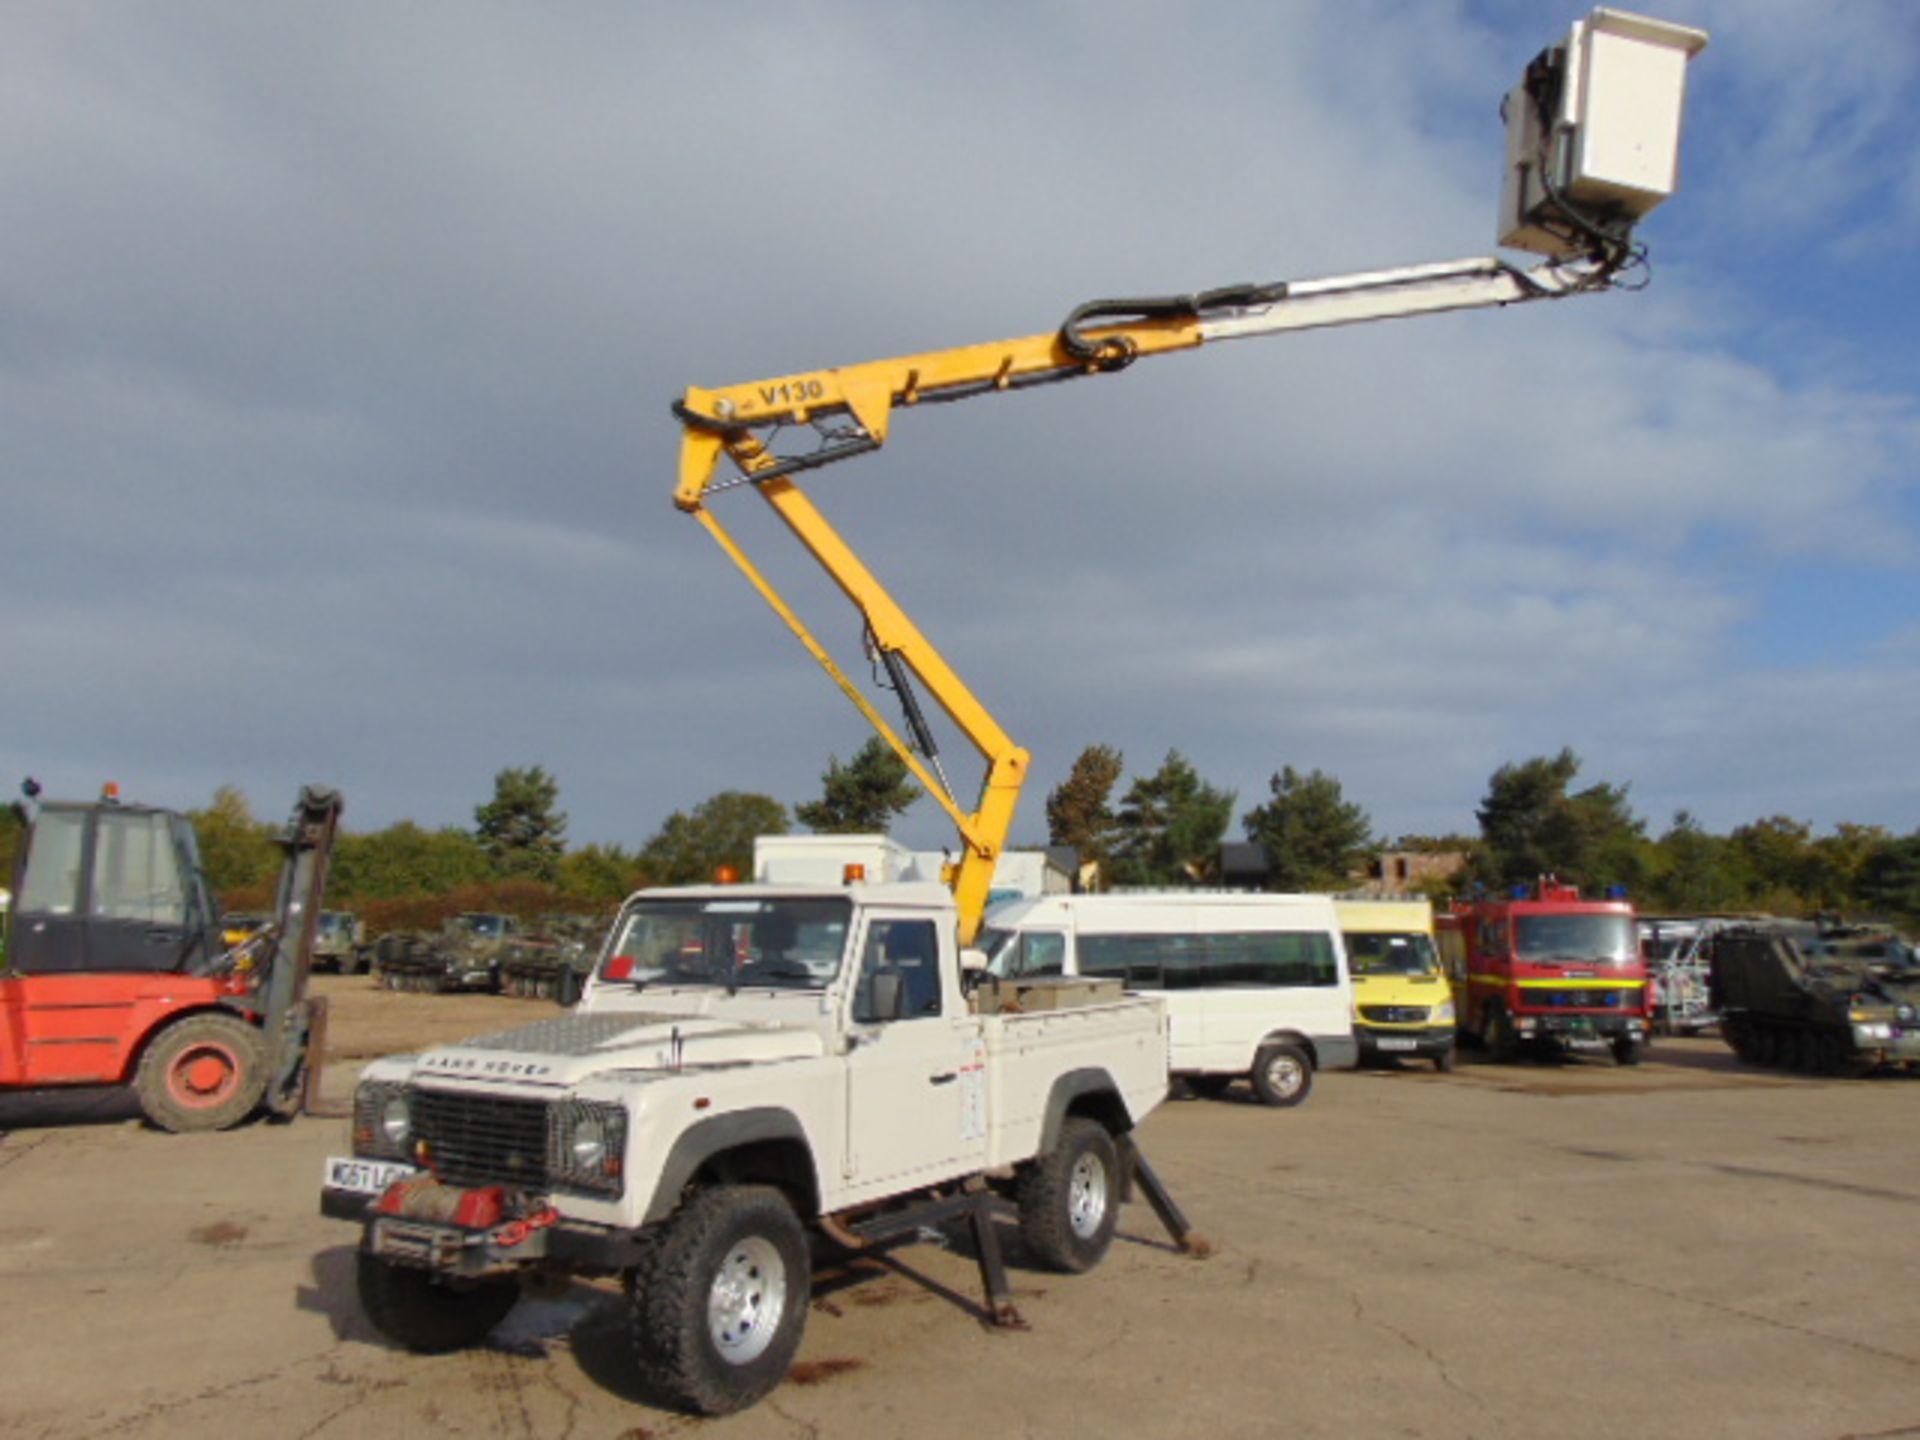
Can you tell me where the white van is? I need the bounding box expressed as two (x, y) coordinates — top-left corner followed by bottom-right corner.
(980, 893), (1355, 1106)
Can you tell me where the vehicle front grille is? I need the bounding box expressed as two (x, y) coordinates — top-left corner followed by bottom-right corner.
(409, 1089), (552, 1191)
(1526, 989), (1637, 1010)
(1360, 1005), (1430, 1024)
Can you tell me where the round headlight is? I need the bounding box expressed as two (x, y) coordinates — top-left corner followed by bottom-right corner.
(570, 1115), (609, 1171)
(380, 1093), (410, 1148)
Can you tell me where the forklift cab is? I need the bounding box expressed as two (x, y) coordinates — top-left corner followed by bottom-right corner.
(7, 796), (222, 976)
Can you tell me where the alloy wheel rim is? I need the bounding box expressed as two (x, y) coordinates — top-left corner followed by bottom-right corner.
(707, 1235), (787, 1363)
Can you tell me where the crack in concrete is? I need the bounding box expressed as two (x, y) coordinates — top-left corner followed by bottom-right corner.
(1296, 1187), (1920, 1376)
(0, 1132), (55, 1171)
(1345, 1281), (1482, 1405)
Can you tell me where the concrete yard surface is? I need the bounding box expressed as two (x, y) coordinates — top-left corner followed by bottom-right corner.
(2, 976), (1917, 1440)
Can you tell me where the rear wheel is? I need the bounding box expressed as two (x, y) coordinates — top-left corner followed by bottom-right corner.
(134, 1012), (269, 1133)
(1251, 1043), (1314, 1107)
(357, 1252), (518, 1353)
(1017, 1116), (1121, 1274)
(628, 1185), (810, 1416)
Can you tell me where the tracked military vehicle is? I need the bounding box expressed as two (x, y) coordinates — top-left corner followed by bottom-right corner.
(495, 914), (604, 1001)
(373, 912), (518, 993)
(1712, 920), (1920, 1075)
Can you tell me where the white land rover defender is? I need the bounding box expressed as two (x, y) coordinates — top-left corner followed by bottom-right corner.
(322, 880), (1176, 1414)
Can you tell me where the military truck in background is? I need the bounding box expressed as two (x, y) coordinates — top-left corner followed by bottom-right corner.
(312, 910), (370, 975)
(374, 912), (520, 994)
(1712, 919), (1920, 1075)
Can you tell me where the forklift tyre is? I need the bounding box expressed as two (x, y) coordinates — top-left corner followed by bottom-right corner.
(357, 1251), (519, 1353)
(134, 1012), (270, 1133)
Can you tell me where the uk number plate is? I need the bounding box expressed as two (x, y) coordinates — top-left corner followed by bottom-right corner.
(324, 1156), (417, 1195)
(1376, 1038), (1419, 1051)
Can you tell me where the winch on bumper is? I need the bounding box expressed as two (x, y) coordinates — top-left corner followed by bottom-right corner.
(327, 1173), (640, 1279)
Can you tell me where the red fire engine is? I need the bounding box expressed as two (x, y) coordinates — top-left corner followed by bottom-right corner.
(1438, 879), (1650, 1065)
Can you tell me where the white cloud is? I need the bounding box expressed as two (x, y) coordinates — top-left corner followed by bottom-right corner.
(2, 0), (1916, 855)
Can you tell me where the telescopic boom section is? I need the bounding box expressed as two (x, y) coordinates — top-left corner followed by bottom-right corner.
(671, 254), (1614, 942)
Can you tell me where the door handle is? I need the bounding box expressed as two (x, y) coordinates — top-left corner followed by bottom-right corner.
(928, 1072), (958, 1086)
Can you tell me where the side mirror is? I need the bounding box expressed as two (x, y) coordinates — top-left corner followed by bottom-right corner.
(557, 966), (585, 1008)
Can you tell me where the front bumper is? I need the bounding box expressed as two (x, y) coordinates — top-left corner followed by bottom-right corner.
(323, 1183), (645, 1277)
(1355, 1025), (1454, 1060)
(1515, 1012), (1646, 1044)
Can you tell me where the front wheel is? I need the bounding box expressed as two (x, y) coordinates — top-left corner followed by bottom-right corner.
(628, 1186), (810, 1416)
(1432, 1047), (1456, 1074)
(357, 1252), (518, 1353)
(1017, 1116), (1121, 1274)
(133, 1012), (269, 1133)
(1251, 1043), (1313, 1107)
(1611, 1035), (1643, 1067)
(1483, 1006), (1518, 1064)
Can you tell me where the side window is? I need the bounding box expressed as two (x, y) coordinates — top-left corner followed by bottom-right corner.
(853, 918), (943, 1022)
(1437, 928), (1467, 980)
(18, 811), (87, 915)
(93, 812), (187, 925)
(1019, 931), (1066, 978)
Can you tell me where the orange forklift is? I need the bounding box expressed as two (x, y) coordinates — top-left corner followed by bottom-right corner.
(1, 780), (342, 1131)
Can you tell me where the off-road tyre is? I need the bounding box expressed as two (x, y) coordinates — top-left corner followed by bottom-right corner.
(1790, 1028), (1819, 1074)
(1483, 1005), (1518, 1064)
(1017, 1116), (1121, 1274)
(1720, 1017), (1753, 1061)
(133, 1012), (270, 1133)
(627, 1185), (810, 1416)
(356, 1252), (518, 1353)
(1250, 1043), (1314, 1107)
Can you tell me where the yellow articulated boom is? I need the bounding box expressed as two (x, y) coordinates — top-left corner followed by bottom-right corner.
(670, 10), (1709, 943)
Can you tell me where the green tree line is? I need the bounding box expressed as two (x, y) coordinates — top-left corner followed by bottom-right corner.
(8, 740), (1914, 932)
(1043, 743), (1920, 926)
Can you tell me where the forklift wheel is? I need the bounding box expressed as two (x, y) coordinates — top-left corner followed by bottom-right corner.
(134, 1013), (270, 1133)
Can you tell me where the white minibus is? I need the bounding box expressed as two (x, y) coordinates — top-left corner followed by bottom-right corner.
(980, 893), (1354, 1106)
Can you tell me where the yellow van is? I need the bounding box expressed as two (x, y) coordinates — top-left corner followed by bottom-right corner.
(1334, 898), (1455, 1072)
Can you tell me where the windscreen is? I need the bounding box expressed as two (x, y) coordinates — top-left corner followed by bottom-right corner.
(600, 896), (853, 990)
(93, 811), (188, 925)
(1345, 931), (1439, 977)
(1514, 913), (1637, 964)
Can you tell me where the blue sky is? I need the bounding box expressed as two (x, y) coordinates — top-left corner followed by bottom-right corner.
(3, 1), (1917, 854)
